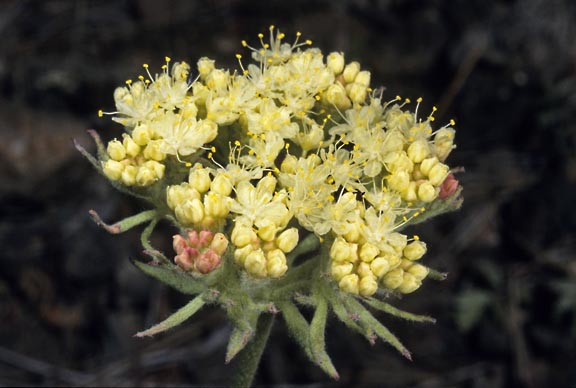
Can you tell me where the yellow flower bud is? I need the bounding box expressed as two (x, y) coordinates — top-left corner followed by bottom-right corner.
(327, 52), (345, 74)
(206, 68), (228, 91)
(419, 156), (439, 176)
(175, 198), (204, 225)
(397, 272), (421, 294)
(407, 263), (429, 281)
(384, 253), (402, 269)
(359, 242), (379, 263)
(417, 181), (437, 202)
(143, 140), (166, 161)
(433, 127), (455, 162)
(331, 262), (353, 281)
(387, 170), (410, 193)
(339, 274), (359, 294)
(388, 151), (414, 173)
(400, 258), (413, 270)
(359, 275), (378, 296)
(121, 165), (138, 186)
(266, 249), (288, 278)
(388, 232), (408, 253)
(210, 233), (229, 256)
(245, 249), (267, 277)
(197, 57), (215, 79)
(401, 181), (418, 202)
(324, 83), (351, 110)
(135, 166), (156, 186)
(356, 262), (373, 278)
(407, 139), (430, 163)
(382, 268), (404, 290)
(276, 228), (299, 253)
(257, 220), (278, 242)
(342, 61), (360, 83)
(107, 139), (126, 161)
(234, 244), (253, 265)
(354, 70), (371, 87)
(403, 240), (427, 261)
(428, 163), (450, 186)
(329, 237), (357, 263)
(142, 160), (165, 179)
(132, 124), (153, 146)
(188, 165), (211, 193)
(348, 83), (368, 104)
(204, 192), (230, 218)
(166, 184), (200, 209)
(370, 256), (391, 278)
(231, 225), (258, 248)
(102, 159), (124, 180)
(122, 134), (141, 158)
(343, 221), (362, 243)
(211, 173), (233, 196)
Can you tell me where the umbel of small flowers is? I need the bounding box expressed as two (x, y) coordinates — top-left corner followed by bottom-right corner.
(76, 25), (462, 387)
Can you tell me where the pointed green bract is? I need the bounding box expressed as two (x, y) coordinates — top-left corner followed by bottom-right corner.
(365, 298), (436, 323)
(135, 294), (205, 337)
(133, 260), (206, 295)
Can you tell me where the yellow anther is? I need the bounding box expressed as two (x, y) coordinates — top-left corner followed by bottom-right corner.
(185, 162), (192, 167)
(97, 109), (103, 117)
(241, 40), (247, 47)
(208, 152), (213, 159)
(450, 119), (456, 126)
(278, 33), (285, 39)
(396, 95), (402, 100)
(315, 95), (321, 101)
(305, 39), (312, 45)
(234, 140), (241, 146)
(125, 79), (132, 85)
(165, 56), (171, 63)
(236, 54), (242, 59)
(432, 106), (438, 112)
(211, 146), (216, 153)
(413, 235), (420, 241)
(258, 33), (264, 39)
(285, 143), (290, 150)
(138, 75), (144, 81)
(269, 25), (275, 31)
(296, 31), (301, 37)
(417, 97), (423, 103)
(143, 63), (149, 68)
(405, 98), (411, 103)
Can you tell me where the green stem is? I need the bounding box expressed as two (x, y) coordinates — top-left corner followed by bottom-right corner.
(231, 313), (274, 388)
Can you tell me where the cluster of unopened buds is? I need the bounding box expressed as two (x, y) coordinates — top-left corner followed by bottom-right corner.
(77, 25), (463, 383)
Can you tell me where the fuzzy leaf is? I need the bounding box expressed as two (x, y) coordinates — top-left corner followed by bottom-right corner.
(332, 299), (374, 343)
(226, 324), (256, 364)
(89, 209), (157, 234)
(309, 299), (339, 380)
(133, 260), (206, 295)
(364, 298), (436, 323)
(135, 294), (205, 337)
(346, 296), (412, 360)
(278, 301), (313, 359)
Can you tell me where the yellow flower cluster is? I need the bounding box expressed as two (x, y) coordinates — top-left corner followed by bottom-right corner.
(102, 132), (166, 186)
(330, 234), (429, 296)
(166, 163), (232, 230)
(98, 26), (459, 294)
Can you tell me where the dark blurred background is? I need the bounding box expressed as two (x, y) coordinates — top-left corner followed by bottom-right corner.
(1, 0), (575, 386)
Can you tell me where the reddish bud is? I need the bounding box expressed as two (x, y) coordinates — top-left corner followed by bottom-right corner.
(439, 173), (459, 199)
(198, 230), (215, 247)
(172, 235), (188, 255)
(195, 249), (222, 274)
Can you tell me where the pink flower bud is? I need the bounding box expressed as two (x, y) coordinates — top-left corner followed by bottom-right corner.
(185, 246), (199, 258)
(175, 251), (194, 271)
(187, 230), (200, 247)
(198, 230), (214, 247)
(172, 234), (188, 255)
(195, 249), (222, 274)
(439, 173), (459, 199)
